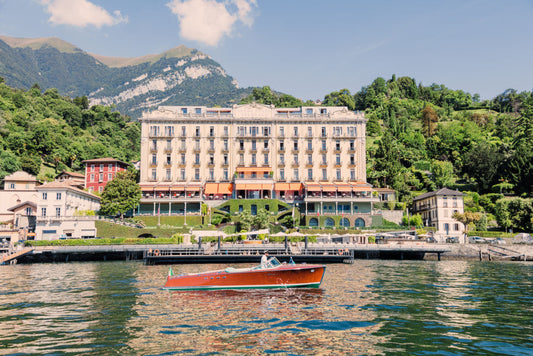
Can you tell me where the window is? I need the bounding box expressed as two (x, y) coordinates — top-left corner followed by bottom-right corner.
(166, 139), (172, 151)
(195, 126), (200, 137)
(350, 154), (355, 165)
(100, 164), (104, 171)
(251, 140), (257, 151)
(350, 169), (355, 181)
(41, 208), (46, 217)
(25, 207), (32, 215)
(454, 223), (460, 231)
(182, 108), (188, 114)
(322, 154), (327, 165)
(307, 140), (313, 150)
(108, 163), (113, 170)
(264, 153), (269, 165)
(237, 126), (246, 136)
(239, 140), (244, 150)
(209, 126), (214, 137)
(280, 127), (285, 137)
(294, 169), (299, 180)
(279, 140), (285, 151)
(333, 126), (342, 136)
(263, 126), (270, 136)
(308, 126), (313, 137)
(194, 168), (200, 181)
(91, 164), (95, 172)
(180, 139), (186, 151)
(308, 169), (313, 180)
(165, 169), (171, 181)
(320, 108), (327, 114)
(209, 154), (214, 165)
(335, 140), (341, 151)
(151, 169), (156, 180)
(151, 154), (157, 165)
(166, 154), (171, 165)
(280, 169), (285, 180)
(223, 126), (229, 136)
(293, 126), (298, 137)
(223, 169), (229, 181)
(150, 125), (160, 136)
(90, 174), (94, 182)
(251, 154), (257, 165)
(321, 126), (326, 137)
(209, 140), (215, 151)
(280, 154), (285, 164)
(349, 140), (355, 151)
(308, 154), (313, 165)
(223, 139), (228, 151)
(209, 169), (214, 181)
(42, 192), (48, 200)
(347, 126), (356, 137)
(181, 126), (186, 136)
(264, 140), (268, 149)
(164, 126), (174, 137)
(151, 139), (157, 151)
(250, 126), (258, 137)
(307, 108), (314, 115)
(239, 154), (244, 165)
(180, 154), (186, 165)
(99, 174), (104, 182)
(108, 173), (112, 180)
(195, 107), (202, 114)
(180, 169), (186, 181)
(322, 140), (327, 151)
(293, 154), (299, 164)
(322, 169), (327, 180)
(99, 186), (103, 193)
(223, 154), (228, 165)
(195, 154), (200, 165)
(336, 154), (341, 165)
(293, 140), (298, 151)
(195, 139), (200, 151)
(336, 169), (341, 180)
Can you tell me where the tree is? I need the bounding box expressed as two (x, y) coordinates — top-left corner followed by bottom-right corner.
(99, 170), (141, 219)
(323, 89), (355, 110)
(494, 198), (533, 232)
(452, 211), (481, 234)
(431, 160), (454, 188)
(420, 104), (438, 137)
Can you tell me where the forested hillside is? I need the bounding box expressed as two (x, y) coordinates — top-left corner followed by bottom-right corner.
(0, 76), (140, 182)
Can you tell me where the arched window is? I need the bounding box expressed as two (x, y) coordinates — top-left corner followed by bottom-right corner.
(354, 218), (365, 228)
(340, 218), (350, 227)
(325, 217), (335, 227)
(308, 218), (319, 227)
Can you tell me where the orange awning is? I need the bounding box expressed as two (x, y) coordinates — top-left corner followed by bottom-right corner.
(322, 183), (337, 192)
(170, 185), (186, 191)
(306, 184), (321, 192)
(141, 186), (154, 192)
(218, 183), (233, 194)
(204, 183), (218, 194)
(352, 186), (371, 192)
(261, 184), (272, 190)
(274, 183), (290, 191)
(336, 183), (352, 192)
(289, 183), (302, 191)
(235, 167), (271, 173)
(185, 185), (201, 191)
(235, 183), (262, 190)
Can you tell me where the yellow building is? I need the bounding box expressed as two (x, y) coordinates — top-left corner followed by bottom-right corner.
(138, 103), (378, 228)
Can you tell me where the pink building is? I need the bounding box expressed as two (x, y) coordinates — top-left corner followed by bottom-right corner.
(82, 158), (129, 194)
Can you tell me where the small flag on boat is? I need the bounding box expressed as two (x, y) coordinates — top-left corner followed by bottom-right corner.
(168, 267), (174, 277)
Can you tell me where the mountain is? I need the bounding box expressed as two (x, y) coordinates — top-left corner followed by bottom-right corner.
(0, 36), (249, 118)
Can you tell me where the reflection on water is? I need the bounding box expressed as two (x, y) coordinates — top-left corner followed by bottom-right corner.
(0, 261), (531, 355)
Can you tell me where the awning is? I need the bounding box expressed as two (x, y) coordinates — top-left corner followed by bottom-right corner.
(235, 167), (271, 173)
(141, 186), (155, 192)
(235, 183), (263, 190)
(336, 183), (352, 192)
(352, 186), (371, 192)
(322, 184), (337, 192)
(306, 184), (321, 192)
(154, 184), (171, 190)
(185, 185), (201, 191)
(204, 183), (218, 194)
(274, 183), (290, 190)
(218, 183), (233, 194)
(261, 183), (272, 190)
(289, 183), (303, 191)
(170, 185), (186, 191)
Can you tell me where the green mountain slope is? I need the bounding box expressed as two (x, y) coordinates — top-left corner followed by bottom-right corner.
(0, 36), (249, 118)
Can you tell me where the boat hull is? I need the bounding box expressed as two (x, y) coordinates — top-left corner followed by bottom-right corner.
(164, 265), (326, 291)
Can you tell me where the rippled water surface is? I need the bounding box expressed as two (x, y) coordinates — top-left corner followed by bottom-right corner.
(1, 260), (532, 355)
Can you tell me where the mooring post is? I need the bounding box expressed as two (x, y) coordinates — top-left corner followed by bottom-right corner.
(437, 252), (441, 261)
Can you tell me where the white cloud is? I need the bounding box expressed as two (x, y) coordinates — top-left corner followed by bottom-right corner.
(41, 0), (127, 28)
(167, 0), (257, 46)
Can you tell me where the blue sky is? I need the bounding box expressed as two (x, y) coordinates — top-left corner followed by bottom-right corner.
(0, 0), (532, 101)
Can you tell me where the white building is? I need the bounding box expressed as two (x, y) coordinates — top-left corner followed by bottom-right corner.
(412, 188), (465, 240)
(35, 181), (101, 240)
(0, 171), (39, 223)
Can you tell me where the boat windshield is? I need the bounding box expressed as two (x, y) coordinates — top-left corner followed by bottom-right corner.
(266, 257), (281, 268)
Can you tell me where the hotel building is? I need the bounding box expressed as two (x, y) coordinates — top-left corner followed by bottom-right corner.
(138, 103), (378, 228)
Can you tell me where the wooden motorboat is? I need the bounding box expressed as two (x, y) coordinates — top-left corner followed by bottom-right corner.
(163, 257), (326, 291)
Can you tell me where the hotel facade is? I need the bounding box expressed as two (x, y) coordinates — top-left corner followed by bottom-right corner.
(138, 103), (379, 228)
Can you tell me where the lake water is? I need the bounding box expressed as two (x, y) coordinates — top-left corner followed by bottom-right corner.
(0, 260), (532, 355)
